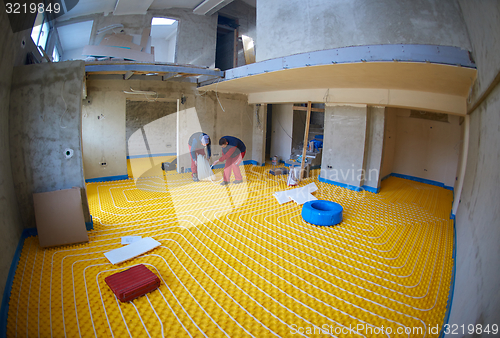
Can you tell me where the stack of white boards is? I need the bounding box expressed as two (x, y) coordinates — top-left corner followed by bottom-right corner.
(274, 182), (318, 205)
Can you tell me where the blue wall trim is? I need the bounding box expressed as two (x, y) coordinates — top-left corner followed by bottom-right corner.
(319, 176), (381, 193)
(381, 174), (392, 181)
(85, 215), (93, 231)
(243, 160), (264, 166)
(318, 176), (363, 192)
(389, 173), (454, 191)
(85, 174), (129, 183)
(1, 228), (37, 338)
(439, 218), (457, 338)
(361, 185), (380, 194)
(127, 153), (176, 159)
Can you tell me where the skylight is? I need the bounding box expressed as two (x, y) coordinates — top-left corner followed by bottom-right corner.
(152, 18), (176, 25)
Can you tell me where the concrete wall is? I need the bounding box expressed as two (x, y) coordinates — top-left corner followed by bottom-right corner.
(362, 107), (385, 189)
(126, 100), (177, 157)
(150, 9), (217, 66)
(82, 78), (255, 179)
(381, 108), (397, 179)
(447, 1), (500, 330)
(392, 108), (461, 188)
(256, 0), (471, 61)
(9, 61), (87, 228)
(291, 110), (306, 150)
(251, 104), (266, 165)
(0, 5), (23, 303)
(82, 85), (127, 180)
(212, 92), (254, 164)
(270, 104), (293, 161)
(321, 104), (367, 187)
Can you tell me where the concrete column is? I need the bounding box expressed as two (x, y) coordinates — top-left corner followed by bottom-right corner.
(251, 104), (266, 165)
(362, 106), (385, 192)
(320, 104), (368, 189)
(270, 104), (293, 162)
(9, 61), (89, 227)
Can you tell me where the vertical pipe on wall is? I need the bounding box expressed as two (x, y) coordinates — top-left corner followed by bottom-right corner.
(176, 98), (180, 173)
(452, 115), (469, 216)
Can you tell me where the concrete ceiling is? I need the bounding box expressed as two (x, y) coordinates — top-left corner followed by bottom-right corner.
(203, 62), (476, 97)
(200, 62), (477, 115)
(58, 0), (255, 21)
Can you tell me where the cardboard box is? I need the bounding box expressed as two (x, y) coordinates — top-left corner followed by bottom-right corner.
(269, 167), (289, 175)
(33, 187), (89, 247)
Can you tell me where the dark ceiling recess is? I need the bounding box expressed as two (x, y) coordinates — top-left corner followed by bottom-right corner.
(215, 15), (239, 71)
(410, 110), (449, 123)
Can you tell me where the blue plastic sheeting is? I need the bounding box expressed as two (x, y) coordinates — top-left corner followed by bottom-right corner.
(85, 174), (129, 183)
(302, 200), (343, 226)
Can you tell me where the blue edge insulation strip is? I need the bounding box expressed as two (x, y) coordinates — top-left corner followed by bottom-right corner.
(1, 170), (457, 337)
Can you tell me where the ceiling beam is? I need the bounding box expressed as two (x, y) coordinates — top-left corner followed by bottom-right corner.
(114, 0), (155, 15)
(193, 0), (235, 16)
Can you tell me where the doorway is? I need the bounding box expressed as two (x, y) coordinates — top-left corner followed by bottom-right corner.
(215, 15), (238, 71)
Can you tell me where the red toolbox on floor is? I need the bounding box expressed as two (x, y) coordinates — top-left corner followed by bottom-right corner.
(105, 264), (161, 302)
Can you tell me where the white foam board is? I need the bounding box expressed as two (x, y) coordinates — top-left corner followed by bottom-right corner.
(105, 237), (160, 264)
(274, 182), (318, 205)
(274, 191), (292, 204)
(121, 236), (142, 245)
(289, 192), (317, 205)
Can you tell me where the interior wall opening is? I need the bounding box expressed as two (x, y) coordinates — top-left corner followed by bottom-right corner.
(215, 15), (238, 71)
(151, 17), (178, 63)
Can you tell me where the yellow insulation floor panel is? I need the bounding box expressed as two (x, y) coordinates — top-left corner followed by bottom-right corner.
(7, 165), (454, 337)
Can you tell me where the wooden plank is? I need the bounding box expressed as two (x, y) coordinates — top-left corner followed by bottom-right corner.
(82, 45), (154, 62)
(242, 35), (255, 64)
(38, 46), (52, 62)
(100, 34), (143, 51)
(300, 101), (312, 180)
(293, 105), (325, 112)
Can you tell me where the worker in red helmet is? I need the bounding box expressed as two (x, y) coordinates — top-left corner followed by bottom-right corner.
(188, 132), (211, 181)
(212, 136), (246, 185)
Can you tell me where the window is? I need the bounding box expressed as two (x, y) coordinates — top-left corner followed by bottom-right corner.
(52, 46), (60, 62)
(31, 12), (50, 53)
